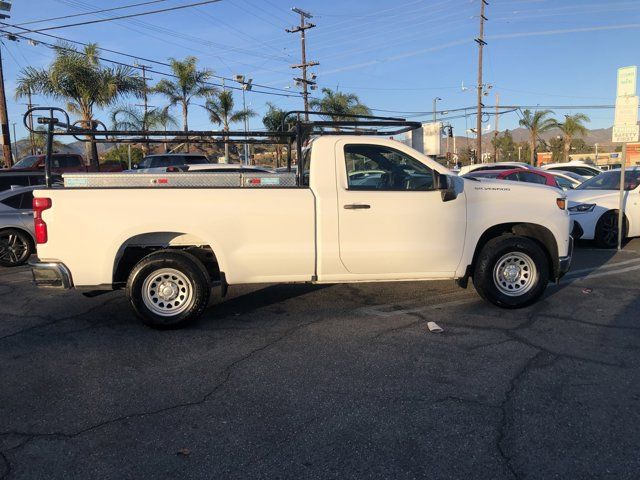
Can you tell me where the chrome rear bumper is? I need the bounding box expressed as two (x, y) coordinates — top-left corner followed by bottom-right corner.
(29, 260), (73, 289)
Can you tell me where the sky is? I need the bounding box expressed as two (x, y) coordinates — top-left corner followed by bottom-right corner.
(1, 0), (640, 144)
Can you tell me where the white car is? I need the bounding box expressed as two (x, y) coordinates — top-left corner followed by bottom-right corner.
(458, 162), (533, 176)
(567, 167), (640, 248)
(0, 186), (36, 267)
(548, 170), (586, 190)
(126, 153), (211, 173)
(542, 161), (602, 178)
(183, 164), (274, 173)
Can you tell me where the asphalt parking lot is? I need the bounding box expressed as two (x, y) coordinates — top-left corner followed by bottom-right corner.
(1, 241), (639, 480)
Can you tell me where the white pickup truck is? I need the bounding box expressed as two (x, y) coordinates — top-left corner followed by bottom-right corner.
(30, 135), (572, 328)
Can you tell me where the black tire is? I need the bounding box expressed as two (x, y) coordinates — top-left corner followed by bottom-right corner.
(594, 211), (627, 249)
(0, 228), (34, 267)
(125, 250), (211, 329)
(473, 235), (550, 309)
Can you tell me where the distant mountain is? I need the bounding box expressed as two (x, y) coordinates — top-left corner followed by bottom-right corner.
(450, 125), (618, 152)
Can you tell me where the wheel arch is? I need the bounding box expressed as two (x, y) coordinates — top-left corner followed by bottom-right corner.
(0, 226), (35, 245)
(469, 222), (559, 279)
(112, 231), (223, 286)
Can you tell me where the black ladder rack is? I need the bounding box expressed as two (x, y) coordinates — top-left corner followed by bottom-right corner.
(24, 107), (422, 187)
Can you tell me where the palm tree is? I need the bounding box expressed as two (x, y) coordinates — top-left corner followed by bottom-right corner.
(557, 113), (590, 162)
(203, 90), (255, 163)
(16, 42), (144, 169)
(111, 105), (177, 153)
(518, 109), (557, 166)
(154, 57), (216, 151)
(262, 102), (290, 167)
(309, 88), (371, 122)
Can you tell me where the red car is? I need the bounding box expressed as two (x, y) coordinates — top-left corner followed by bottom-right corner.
(464, 168), (560, 188)
(5, 154), (123, 173)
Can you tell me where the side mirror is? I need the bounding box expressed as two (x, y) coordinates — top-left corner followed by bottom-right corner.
(435, 172), (448, 190)
(434, 171), (458, 202)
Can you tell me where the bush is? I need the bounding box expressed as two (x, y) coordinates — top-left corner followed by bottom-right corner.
(101, 145), (144, 167)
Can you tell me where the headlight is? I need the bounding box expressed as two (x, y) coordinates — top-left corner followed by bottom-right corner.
(568, 203), (595, 213)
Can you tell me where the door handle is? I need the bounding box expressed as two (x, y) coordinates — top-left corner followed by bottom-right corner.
(344, 204), (371, 210)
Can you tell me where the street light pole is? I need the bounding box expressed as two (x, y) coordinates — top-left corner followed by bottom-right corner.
(242, 86), (249, 165)
(235, 74), (253, 166)
(433, 97), (441, 123)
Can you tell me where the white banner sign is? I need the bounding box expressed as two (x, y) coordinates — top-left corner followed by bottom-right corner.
(615, 95), (639, 126)
(617, 66), (637, 97)
(612, 124), (639, 143)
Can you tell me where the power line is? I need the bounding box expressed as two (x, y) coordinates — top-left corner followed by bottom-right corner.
(17, 0), (169, 27)
(0, 23), (298, 95)
(26, 0), (224, 33)
(53, 0), (290, 63)
(1, 30), (302, 99)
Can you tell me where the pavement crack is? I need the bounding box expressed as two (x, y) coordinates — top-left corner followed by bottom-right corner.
(496, 350), (550, 480)
(0, 296), (122, 342)
(0, 317), (322, 443)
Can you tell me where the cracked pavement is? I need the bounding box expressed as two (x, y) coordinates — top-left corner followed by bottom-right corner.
(1, 241), (639, 479)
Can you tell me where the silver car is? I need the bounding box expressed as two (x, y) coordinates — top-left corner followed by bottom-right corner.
(0, 186), (36, 267)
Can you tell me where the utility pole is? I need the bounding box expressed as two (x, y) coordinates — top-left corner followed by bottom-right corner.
(135, 63), (152, 152)
(493, 92), (499, 162)
(26, 87), (36, 155)
(475, 0), (488, 164)
(0, 44), (13, 166)
(140, 64), (150, 129)
(286, 7), (318, 120)
(11, 122), (16, 159)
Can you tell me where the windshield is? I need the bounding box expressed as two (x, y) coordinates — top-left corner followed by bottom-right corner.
(577, 170), (640, 191)
(12, 156), (40, 169)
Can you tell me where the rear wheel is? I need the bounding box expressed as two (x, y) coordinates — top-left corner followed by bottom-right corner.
(594, 211), (627, 249)
(0, 229), (34, 267)
(473, 235), (549, 308)
(126, 250), (211, 329)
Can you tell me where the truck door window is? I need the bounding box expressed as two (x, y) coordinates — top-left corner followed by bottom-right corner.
(344, 145), (434, 191)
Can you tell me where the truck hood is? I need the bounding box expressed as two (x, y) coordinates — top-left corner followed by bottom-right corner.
(463, 177), (563, 194)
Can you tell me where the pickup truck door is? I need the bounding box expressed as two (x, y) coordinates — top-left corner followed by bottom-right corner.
(336, 141), (466, 276)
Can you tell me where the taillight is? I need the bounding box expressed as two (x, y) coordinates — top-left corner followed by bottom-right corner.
(33, 197), (52, 244)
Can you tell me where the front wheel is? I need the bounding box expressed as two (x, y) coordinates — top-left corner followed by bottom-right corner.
(594, 211), (627, 249)
(126, 250), (211, 329)
(473, 235), (549, 309)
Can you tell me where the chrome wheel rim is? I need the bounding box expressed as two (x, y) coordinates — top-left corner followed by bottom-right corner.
(142, 268), (193, 317)
(0, 232), (30, 265)
(493, 252), (537, 296)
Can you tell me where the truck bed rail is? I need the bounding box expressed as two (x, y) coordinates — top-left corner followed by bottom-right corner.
(62, 172), (298, 188)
